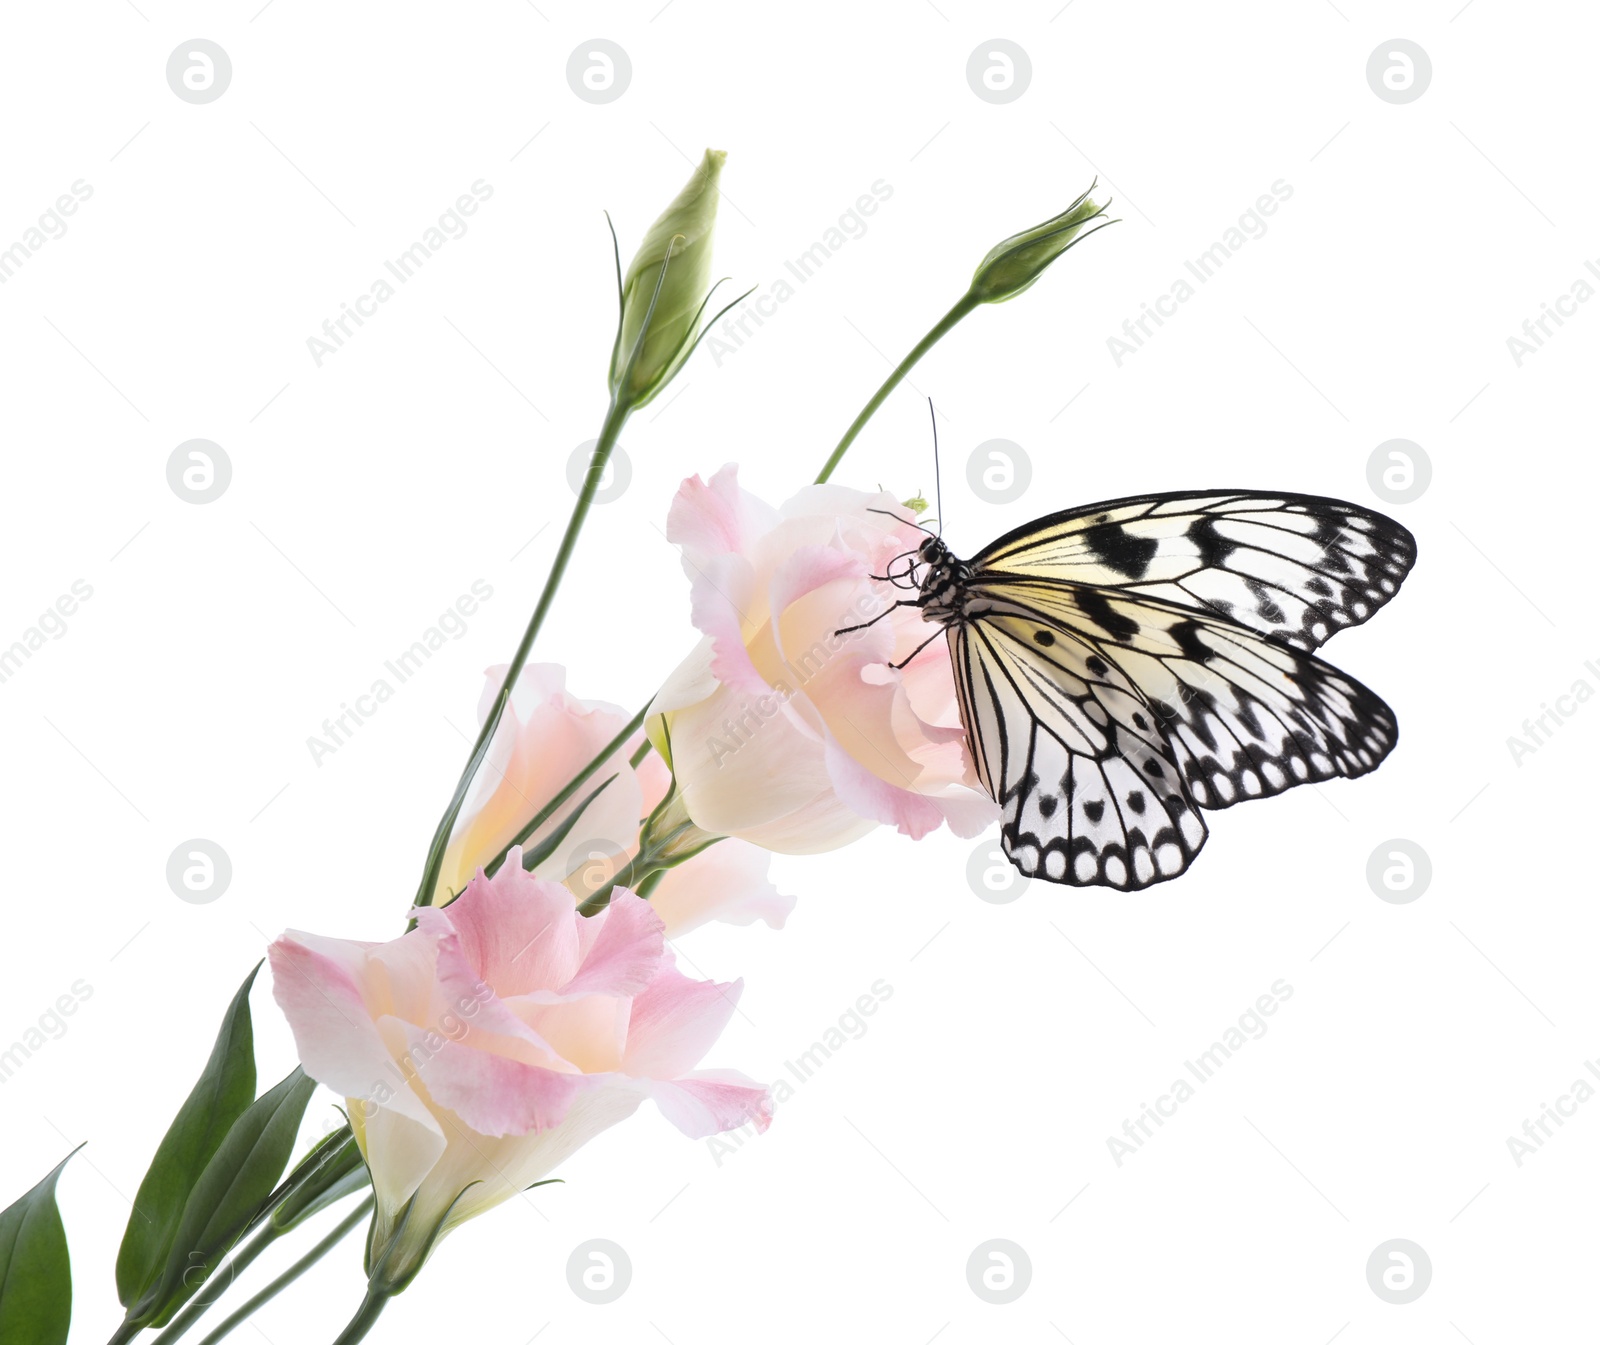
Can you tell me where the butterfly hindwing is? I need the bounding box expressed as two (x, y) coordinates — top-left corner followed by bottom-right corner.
(949, 613), (1208, 890)
(968, 577), (1399, 813)
(971, 489), (1416, 653)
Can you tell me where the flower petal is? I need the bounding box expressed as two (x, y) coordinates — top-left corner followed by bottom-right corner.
(440, 860), (582, 996)
(350, 1089), (447, 1223)
(416, 1082), (649, 1236)
(413, 906), (563, 1064)
(564, 889), (665, 998)
(623, 959), (743, 1077)
(651, 1070), (772, 1139)
(666, 463), (776, 558)
(822, 734), (949, 840)
(515, 994), (628, 1074)
(663, 685), (868, 852)
(440, 667), (645, 900)
(649, 841), (797, 936)
(651, 637), (721, 719)
(689, 554), (767, 696)
(405, 1026), (586, 1138)
(268, 934), (432, 1132)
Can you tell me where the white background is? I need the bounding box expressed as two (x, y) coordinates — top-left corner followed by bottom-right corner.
(2, 2), (1595, 1341)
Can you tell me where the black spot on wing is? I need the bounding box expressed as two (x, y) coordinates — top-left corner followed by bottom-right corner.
(1077, 589), (1140, 642)
(1083, 521), (1160, 579)
(1187, 516), (1238, 568)
(1172, 620), (1215, 664)
(1246, 579), (1286, 625)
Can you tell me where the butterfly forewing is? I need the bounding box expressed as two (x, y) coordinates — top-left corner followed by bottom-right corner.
(971, 489), (1417, 652)
(949, 610), (1208, 890)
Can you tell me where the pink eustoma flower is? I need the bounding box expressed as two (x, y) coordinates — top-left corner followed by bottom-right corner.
(432, 664), (645, 907)
(434, 663), (795, 935)
(650, 465), (998, 853)
(269, 856), (769, 1281)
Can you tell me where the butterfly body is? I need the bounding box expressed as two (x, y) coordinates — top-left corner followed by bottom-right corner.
(900, 491), (1416, 890)
(913, 537), (976, 622)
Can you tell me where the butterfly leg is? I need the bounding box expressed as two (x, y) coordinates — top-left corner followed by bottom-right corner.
(887, 626), (948, 671)
(834, 600), (917, 637)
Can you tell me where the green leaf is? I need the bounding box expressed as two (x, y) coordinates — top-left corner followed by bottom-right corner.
(515, 775), (619, 876)
(137, 1067), (318, 1327)
(116, 963), (260, 1314)
(270, 1129), (370, 1234)
(0, 1146), (81, 1345)
(265, 1121), (353, 1210)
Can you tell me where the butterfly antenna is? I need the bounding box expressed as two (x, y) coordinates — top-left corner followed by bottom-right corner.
(928, 397), (944, 538)
(867, 507), (938, 537)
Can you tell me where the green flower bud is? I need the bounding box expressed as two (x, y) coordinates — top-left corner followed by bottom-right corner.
(968, 182), (1114, 304)
(609, 148), (728, 408)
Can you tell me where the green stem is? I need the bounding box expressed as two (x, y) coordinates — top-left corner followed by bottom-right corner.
(814, 291), (979, 484)
(411, 232), (686, 914)
(577, 784), (685, 914)
(578, 850), (667, 915)
(635, 864), (670, 899)
(577, 808), (720, 915)
(411, 394), (632, 909)
(146, 1220), (281, 1344)
(105, 1322), (144, 1345)
(329, 1285), (390, 1345)
(194, 1197), (375, 1345)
